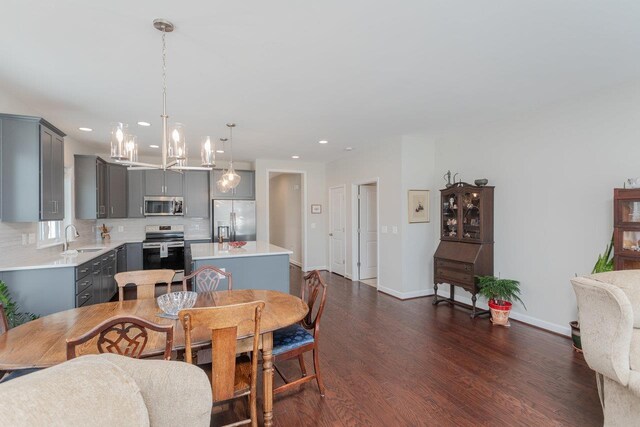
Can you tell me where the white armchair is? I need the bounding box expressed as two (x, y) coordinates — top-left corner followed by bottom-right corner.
(571, 270), (640, 426)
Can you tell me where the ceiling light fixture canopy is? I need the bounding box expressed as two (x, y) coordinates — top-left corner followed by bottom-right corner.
(109, 19), (213, 171)
(216, 123), (241, 193)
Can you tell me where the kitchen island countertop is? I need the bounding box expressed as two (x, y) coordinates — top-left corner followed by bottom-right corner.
(191, 241), (292, 261)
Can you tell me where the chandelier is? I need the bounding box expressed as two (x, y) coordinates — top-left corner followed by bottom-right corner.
(110, 19), (214, 171)
(216, 123), (241, 193)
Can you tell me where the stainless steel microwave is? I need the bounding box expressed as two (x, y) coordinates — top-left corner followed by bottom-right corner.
(143, 196), (184, 216)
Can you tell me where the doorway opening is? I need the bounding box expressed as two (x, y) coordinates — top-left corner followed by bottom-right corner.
(267, 172), (304, 269)
(351, 180), (379, 287)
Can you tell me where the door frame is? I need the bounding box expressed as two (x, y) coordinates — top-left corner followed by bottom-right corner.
(351, 178), (380, 283)
(328, 184), (347, 276)
(265, 169), (308, 271)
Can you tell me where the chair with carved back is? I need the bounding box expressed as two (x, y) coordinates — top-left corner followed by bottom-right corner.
(182, 265), (233, 293)
(66, 315), (174, 360)
(179, 301), (265, 427)
(0, 303), (8, 379)
(114, 269), (175, 301)
(272, 270), (327, 396)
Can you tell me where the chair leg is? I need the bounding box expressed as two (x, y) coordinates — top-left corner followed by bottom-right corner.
(312, 348), (325, 397)
(298, 354), (307, 377)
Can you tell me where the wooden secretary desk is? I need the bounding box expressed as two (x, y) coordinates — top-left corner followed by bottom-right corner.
(433, 183), (494, 317)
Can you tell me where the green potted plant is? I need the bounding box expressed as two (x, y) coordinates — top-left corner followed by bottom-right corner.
(0, 280), (38, 328)
(476, 275), (525, 327)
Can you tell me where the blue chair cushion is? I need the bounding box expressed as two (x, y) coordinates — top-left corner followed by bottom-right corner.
(272, 324), (315, 356)
(0, 368), (41, 383)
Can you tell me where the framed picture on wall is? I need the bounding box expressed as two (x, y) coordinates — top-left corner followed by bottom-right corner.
(311, 204), (322, 214)
(408, 190), (429, 223)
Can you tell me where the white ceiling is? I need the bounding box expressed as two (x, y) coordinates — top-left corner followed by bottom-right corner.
(2, 0), (640, 163)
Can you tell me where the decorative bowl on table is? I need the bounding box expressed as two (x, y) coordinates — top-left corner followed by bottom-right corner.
(228, 241), (247, 248)
(157, 291), (197, 317)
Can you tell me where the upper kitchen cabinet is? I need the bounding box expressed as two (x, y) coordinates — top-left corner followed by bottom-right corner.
(184, 170), (210, 218)
(107, 163), (127, 218)
(75, 156), (127, 219)
(145, 169), (183, 196)
(212, 169), (255, 200)
(0, 114), (65, 222)
(128, 169), (145, 218)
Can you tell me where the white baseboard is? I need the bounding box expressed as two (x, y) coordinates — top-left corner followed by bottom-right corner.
(377, 285), (433, 300)
(433, 287), (571, 337)
(304, 265), (328, 272)
(289, 259), (302, 268)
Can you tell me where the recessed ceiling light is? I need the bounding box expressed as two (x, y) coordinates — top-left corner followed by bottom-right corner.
(78, 127), (93, 132)
(344, 147), (353, 151)
(149, 144), (160, 148)
(216, 149), (225, 154)
(318, 140), (328, 144)
(137, 121), (151, 127)
(291, 155), (300, 159)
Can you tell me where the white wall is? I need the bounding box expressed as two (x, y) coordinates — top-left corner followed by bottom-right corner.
(255, 159), (326, 271)
(325, 138), (406, 294)
(401, 136), (438, 295)
(432, 81), (640, 334)
(269, 173), (302, 265)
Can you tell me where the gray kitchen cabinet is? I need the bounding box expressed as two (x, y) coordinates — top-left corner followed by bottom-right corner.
(126, 243), (143, 271)
(96, 158), (108, 219)
(40, 126), (65, 220)
(145, 170), (183, 196)
(76, 156), (127, 220)
(184, 171), (210, 218)
(0, 114), (66, 222)
(115, 244), (127, 273)
(128, 169), (145, 218)
(211, 169), (254, 200)
(101, 251), (117, 302)
(165, 171), (183, 196)
(145, 169), (165, 196)
(107, 163), (128, 218)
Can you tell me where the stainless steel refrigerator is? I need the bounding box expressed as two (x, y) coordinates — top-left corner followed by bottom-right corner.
(212, 200), (257, 242)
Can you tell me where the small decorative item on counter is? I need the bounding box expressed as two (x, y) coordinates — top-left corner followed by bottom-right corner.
(474, 178), (489, 187)
(228, 241), (247, 248)
(99, 224), (111, 240)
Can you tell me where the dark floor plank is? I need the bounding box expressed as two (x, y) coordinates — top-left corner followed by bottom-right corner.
(216, 267), (602, 426)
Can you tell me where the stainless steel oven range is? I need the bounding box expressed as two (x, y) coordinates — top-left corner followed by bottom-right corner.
(142, 225), (185, 282)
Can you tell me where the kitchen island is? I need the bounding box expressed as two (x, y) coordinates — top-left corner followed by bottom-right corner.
(190, 241), (293, 293)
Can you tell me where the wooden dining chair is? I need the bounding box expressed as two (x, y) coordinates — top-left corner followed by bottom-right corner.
(272, 270), (327, 396)
(66, 315), (174, 360)
(179, 301), (265, 427)
(114, 269), (175, 301)
(182, 265), (233, 292)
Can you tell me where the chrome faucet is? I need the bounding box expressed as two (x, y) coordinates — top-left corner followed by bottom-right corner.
(63, 224), (80, 252)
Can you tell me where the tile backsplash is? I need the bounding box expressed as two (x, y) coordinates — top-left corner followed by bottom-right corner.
(97, 217), (210, 241)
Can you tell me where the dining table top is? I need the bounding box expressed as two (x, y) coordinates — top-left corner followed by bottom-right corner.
(0, 289), (308, 370)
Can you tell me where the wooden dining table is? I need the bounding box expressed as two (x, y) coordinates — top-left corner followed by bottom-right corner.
(0, 289), (308, 427)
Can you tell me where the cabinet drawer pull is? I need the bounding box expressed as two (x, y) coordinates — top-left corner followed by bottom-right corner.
(92, 261), (101, 267)
(80, 294), (90, 300)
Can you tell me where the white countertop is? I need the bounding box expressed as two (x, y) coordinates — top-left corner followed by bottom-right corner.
(191, 241), (292, 260)
(0, 239), (141, 272)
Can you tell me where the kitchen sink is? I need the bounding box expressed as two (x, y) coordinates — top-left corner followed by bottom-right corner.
(77, 248), (103, 253)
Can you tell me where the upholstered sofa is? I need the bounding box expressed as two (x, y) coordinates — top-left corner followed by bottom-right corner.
(0, 353), (212, 427)
(571, 270), (640, 426)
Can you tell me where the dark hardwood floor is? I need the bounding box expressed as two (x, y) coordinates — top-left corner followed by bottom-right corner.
(219, 267), (602, 426)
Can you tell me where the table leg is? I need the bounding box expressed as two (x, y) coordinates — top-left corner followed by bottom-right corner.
(262, 331), (274, 427)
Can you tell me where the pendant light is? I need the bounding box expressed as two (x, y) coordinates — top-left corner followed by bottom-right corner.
(109, 19), (212, 171)
(201, 136), (215, 167)
(218, 123), (241, 190)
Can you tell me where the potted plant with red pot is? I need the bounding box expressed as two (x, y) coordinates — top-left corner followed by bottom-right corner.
(476, 275), (526, 327)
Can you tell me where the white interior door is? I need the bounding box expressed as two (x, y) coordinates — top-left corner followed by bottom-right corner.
(329, 186), (345, 276)
(358, 185), (378, 280)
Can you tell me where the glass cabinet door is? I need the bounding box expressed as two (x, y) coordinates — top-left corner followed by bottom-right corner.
(621, 230), (640, 253)
(442, 190), (458, 238)
(461, 191), (481, 240)
(617, 200), (640, 225)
